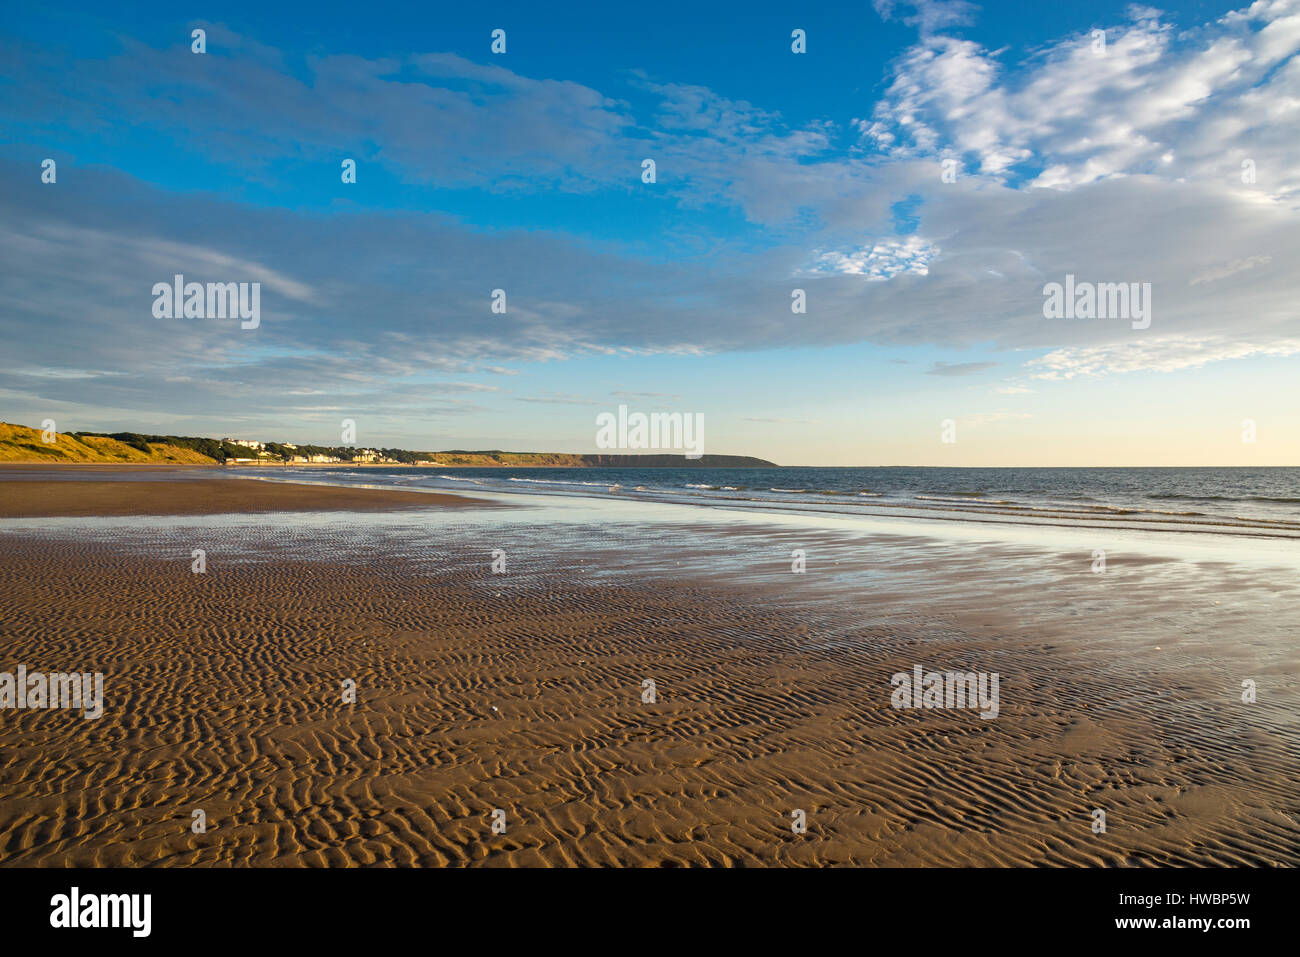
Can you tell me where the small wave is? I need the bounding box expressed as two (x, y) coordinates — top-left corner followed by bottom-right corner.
(1150, 493), (1300, 505)
(915, 494), (1014, 505)
(508, 477), (611, 488)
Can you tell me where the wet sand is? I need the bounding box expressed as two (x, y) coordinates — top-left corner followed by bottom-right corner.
(0, 478), (497, 517)
(0, 478), (1296, 866)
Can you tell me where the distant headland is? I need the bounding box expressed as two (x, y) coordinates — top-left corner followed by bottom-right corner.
(0, 422), (777, 468)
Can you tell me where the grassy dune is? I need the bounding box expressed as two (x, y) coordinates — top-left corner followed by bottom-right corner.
(0, 423), (215, 464)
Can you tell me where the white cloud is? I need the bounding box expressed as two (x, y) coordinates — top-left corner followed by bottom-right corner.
(873, 0), (981, 37)
(863, 1), (1300, 199)
(1189, 254), (1273, 285)
(1027, 336), (1300, 378)
(809, 237), (938, 279)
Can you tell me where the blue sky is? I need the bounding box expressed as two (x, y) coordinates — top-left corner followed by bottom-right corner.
(1, 0), (1297, 464)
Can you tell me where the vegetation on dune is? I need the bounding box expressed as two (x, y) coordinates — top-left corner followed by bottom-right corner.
(0, 424), (215, 464)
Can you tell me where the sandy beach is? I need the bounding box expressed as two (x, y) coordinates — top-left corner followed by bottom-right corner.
(0, 471), (1297, 867)
(0, 477), (498, 517)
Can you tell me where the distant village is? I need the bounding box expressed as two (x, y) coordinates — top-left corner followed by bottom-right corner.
(220, 438), (437, 466)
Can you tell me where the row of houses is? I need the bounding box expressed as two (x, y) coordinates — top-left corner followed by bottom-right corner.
(223, 442), (396, 465)
(221, 438), (278, 451)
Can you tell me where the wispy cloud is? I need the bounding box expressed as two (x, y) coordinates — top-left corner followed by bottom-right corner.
(873, 0), (981, 37)
(1189, 255), (1273, 286)
(927, 360), (998, 376)
(512, 393), (597, 405)
(1027, 336), (1300, 379)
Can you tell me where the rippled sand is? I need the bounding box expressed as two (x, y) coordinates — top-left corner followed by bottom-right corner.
(1, 497), (1296, 866)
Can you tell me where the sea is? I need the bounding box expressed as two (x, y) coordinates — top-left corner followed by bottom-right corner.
(239, 465), (1300, 540)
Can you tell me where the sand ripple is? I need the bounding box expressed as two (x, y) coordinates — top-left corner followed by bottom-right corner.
(1, 531), (1296, 867)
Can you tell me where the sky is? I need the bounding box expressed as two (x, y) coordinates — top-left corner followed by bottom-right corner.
(0, 0), (1297, 466)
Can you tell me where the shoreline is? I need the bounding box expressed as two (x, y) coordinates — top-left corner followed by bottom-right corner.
(3, 470), (1297, 554)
